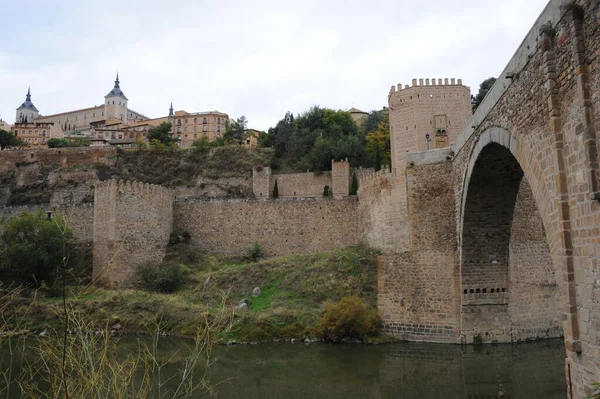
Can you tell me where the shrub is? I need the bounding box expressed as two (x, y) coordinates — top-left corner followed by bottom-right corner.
(350, 172), (358, 195)
(135, 262), (185, 293)
(169, 229), (191, 246)
(323, 185), (330, 197)
(317, 295), (379, 342)
(247, 242), (262, 261)
(0, 211), (77, 286)
(47, 138), (69, 148)
(588, 383), (600, 399)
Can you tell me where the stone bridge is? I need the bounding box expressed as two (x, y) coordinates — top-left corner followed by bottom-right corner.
(373, 1), (600, 397)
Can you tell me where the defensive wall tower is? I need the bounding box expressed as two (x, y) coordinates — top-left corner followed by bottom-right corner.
(93, 180), (173, 286)
(331, 158), (351, 198)
(252, 165), (272, 198)
(388, 78), (471, 172)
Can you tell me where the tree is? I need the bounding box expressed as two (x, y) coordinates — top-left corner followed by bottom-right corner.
(374, 145), (382, 172)
(147, 122), (175, 145)
(365, 117), (391, 169)
(48, 138), (69, 148)
(361, 109), (387, 135)
(472, 77), (497, 112)
(224, 116), (248, 144)
(272, 180), (279, 198)
(0, 130), (26, 149)
(350, 172), (358, 196)
(0, 211), (77, 286)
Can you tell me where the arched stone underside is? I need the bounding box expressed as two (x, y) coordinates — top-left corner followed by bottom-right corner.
(460, 140), (561, 342)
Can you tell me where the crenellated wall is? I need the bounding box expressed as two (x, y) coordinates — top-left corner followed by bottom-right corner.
(92, 180), (173, 286)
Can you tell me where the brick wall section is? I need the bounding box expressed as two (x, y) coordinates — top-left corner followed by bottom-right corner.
(173, 197), (359, 257)
(93, 180), (172, 286)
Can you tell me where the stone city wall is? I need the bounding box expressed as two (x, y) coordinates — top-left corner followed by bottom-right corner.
(272, 172), (332, 198)
(252, 160), (352, 199)
(173, 197), (359, 257)
(0, 147), (116, 174)
(93, 180), (172, 286)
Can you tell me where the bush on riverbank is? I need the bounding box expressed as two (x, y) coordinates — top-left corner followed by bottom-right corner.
(0, 211), (81, 287)
(135, 262), (186, 293)
(318, 296), (379, 342)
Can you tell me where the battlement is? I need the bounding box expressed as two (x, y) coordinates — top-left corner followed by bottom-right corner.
(358, 168), (397, 186)
(95, 179), (172, 200)
(389, 78), (465, 95)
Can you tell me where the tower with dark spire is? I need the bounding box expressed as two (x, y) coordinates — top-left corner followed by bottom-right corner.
(169, 101), (174, 117)
(105, 73), (129, 123)
(16, 87), (40, 123)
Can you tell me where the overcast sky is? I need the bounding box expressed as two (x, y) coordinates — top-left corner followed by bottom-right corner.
(0, 0), (549, 131)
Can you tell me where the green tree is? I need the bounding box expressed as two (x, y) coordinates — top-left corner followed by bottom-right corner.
(272, 179), (279, 198)
(47, 138), (69, 148)
(147, 122), (175, 145)
(350, 172), (358, 195)
(365, 117), (391, 170)
(360, 109), (387, 135)
(0, 211), (76, 286)
(0, 129), (26, 149)
(266, 107), (369, 172)
(374, 145), (382, 172)
(224, 116), (248, 144)
(472, 77), (497, 112)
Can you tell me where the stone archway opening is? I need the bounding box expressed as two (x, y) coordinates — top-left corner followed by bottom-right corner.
(460, 142), (561, 343)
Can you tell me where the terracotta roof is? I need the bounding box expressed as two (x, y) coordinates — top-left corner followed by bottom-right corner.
(347, 107), (368, 114)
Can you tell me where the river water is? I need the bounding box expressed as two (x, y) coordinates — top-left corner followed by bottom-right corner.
(1, 338), (566, 398)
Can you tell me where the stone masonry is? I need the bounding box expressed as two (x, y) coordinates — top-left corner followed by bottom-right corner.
(375, 1), (600, 396)
(92, 180), (173, 286)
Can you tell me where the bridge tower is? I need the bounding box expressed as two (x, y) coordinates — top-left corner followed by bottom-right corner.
(388, 78), (471, 172)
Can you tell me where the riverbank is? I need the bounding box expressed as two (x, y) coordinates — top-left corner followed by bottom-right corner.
(3, 245), (383, 343)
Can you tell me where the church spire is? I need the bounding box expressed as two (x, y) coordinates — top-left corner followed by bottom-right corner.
(26, 86), (31, 101)
(169, 101), (173, 117)
(105, 72), (127, 100)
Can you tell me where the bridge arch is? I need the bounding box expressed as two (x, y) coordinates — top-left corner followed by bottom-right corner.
(458, 127), (562, 342)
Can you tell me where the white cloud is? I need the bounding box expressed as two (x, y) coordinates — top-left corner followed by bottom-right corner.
(0, 0), (549, 130)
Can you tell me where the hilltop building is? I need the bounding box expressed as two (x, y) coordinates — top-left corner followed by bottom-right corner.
(0, 118), (11, 132)
(32, 74), (149, 137)
(172, 110), (229, 148)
